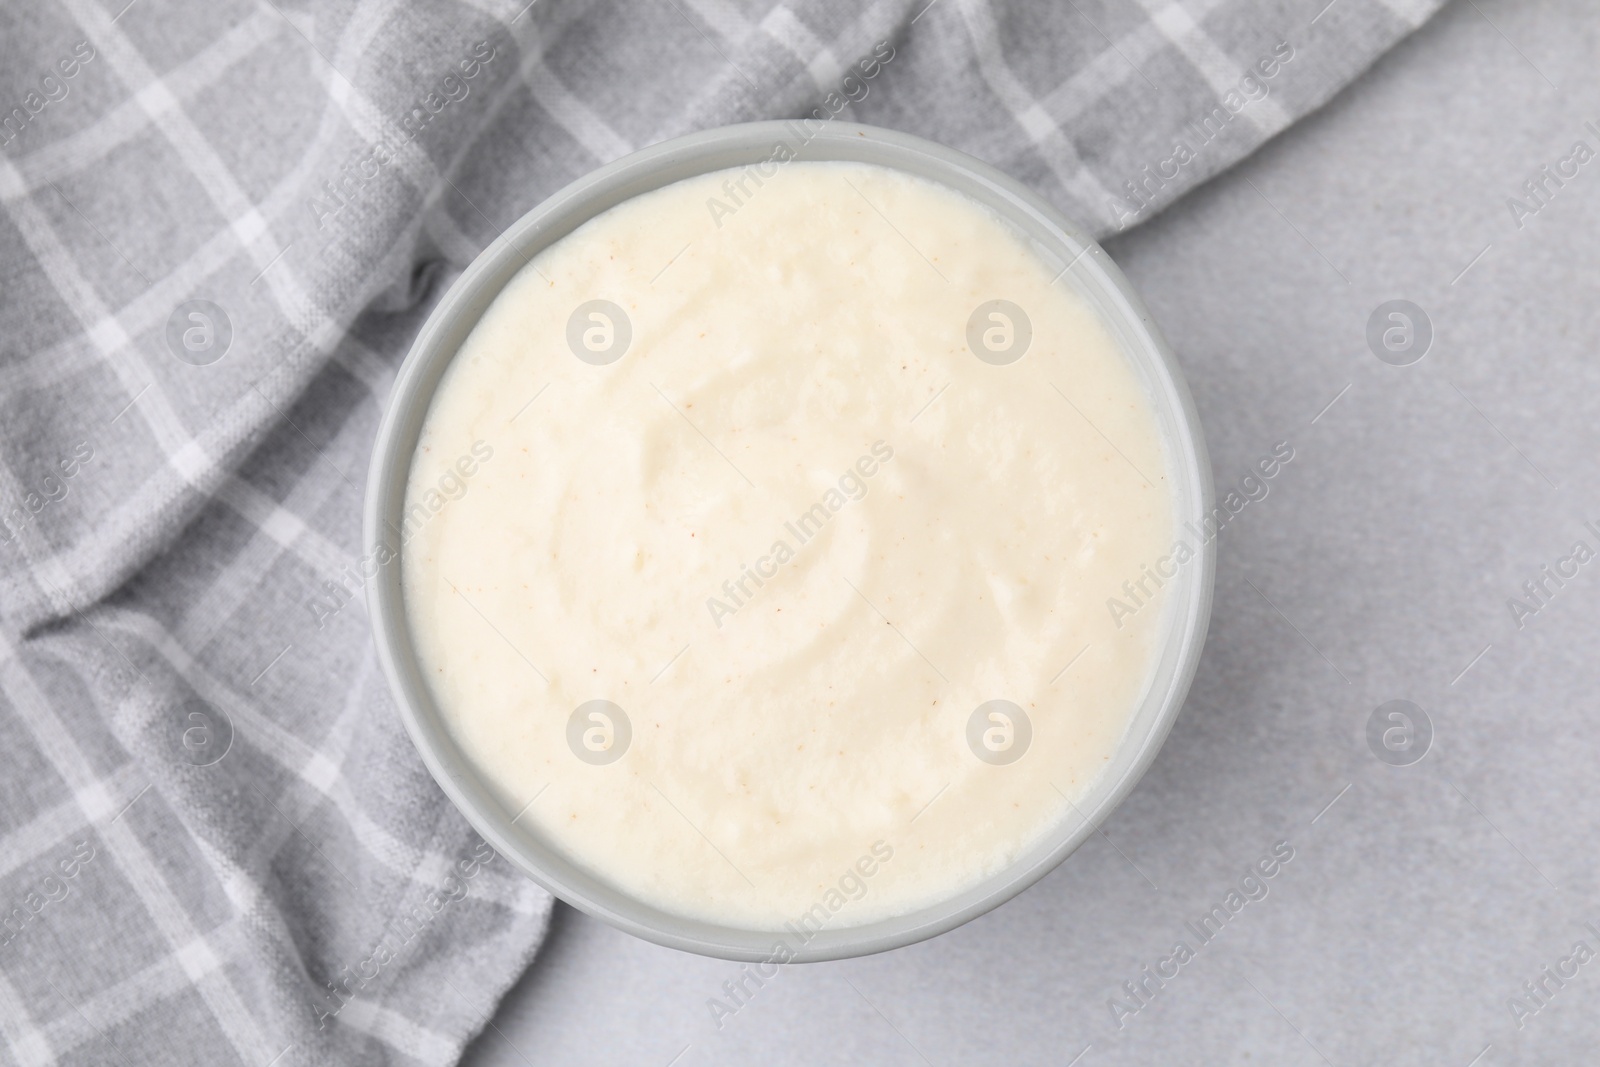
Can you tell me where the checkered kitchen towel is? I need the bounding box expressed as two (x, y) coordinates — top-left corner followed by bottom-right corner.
(0, 0), (1441, 1063)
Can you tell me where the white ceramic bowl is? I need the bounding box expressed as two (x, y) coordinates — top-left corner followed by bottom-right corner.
(365, 121), (1214, 961)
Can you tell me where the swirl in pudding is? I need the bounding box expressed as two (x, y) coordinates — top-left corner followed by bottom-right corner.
(402, 160), (1174, 928)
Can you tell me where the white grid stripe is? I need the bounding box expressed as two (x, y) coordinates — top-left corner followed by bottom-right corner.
(762, 5), (846, 89)
(957, 0), (1121, 210)
(1039, 0), (1234, 126)
(0, 653), (273, 1063)
(59, 0), (319, 327)
(682, 0), (761, 44)
(0, 762), (142, 883)
(1, 194), (205, 478)
(98, 607), (474, 890)
(1374, 0), (1437, 26)
(1139, 0), (1293, 132)
(522, 58), (636, 162)
(0, 10), (282, 202)
(0, 965), (54, 1067)
(31, 939), (227, 1060)
(335, 999), (459, 1064)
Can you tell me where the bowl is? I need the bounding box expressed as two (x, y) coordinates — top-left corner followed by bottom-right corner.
(365, 120), (1214, 962)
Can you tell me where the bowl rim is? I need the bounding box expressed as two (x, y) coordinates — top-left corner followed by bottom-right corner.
(364, 119), (1215, 963)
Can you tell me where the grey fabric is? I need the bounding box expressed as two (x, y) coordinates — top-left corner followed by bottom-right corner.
(0, 0), (1442, 1063)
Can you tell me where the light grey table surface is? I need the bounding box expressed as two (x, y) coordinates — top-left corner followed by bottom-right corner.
(466, 1), (1600, 1063)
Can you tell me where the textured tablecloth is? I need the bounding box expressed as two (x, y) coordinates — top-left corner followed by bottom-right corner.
(0, 0), (1442, 1063)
